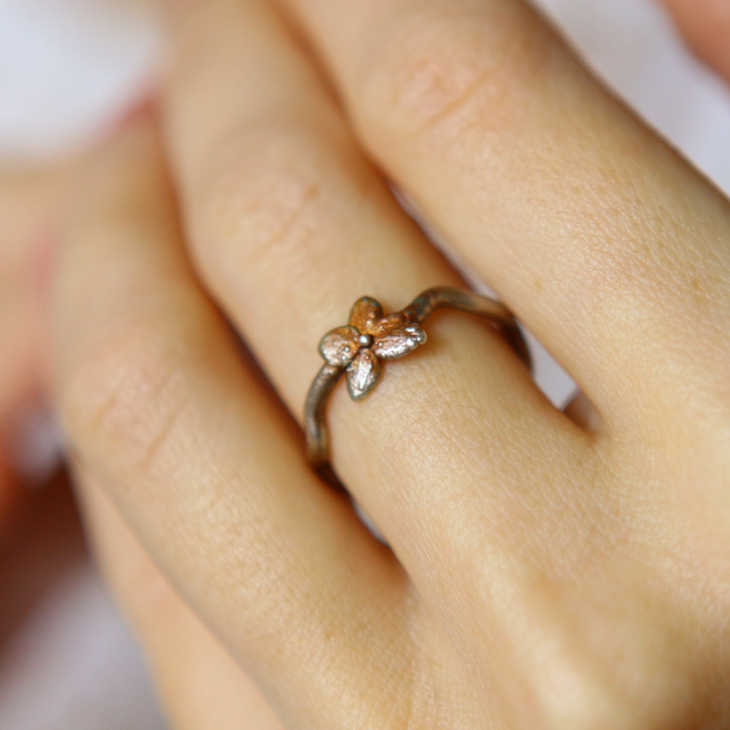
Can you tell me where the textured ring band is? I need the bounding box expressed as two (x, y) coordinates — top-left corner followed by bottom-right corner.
(304, 286), (532, 484)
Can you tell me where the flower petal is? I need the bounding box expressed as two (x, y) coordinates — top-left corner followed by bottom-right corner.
(371, 315), (427, 360)
(369, 312), (409, 337)
(348, 296), (383, 334)
(318, 325), (360, 367)
(346, 348), (382, 400)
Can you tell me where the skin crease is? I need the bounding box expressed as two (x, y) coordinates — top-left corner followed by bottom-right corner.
(21, 1), (730, 730)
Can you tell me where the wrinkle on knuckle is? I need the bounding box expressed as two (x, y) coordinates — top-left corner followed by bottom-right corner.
(193, 114), (346, 279)
(358, 4), (554, 146)
(60, 315), (192, 480)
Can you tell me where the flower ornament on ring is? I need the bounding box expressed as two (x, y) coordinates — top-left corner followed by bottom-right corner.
(305, 286), (531, 484)
(318, 296), (427, 400)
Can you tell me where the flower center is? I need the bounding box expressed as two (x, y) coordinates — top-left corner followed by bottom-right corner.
(358, 333), (373, 347)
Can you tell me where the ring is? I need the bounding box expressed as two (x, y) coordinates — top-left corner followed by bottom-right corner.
(304, 286), (532, 484)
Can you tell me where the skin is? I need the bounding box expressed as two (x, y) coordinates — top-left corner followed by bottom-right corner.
(662, 0), (730, 79)
(28, 0), (730, 728)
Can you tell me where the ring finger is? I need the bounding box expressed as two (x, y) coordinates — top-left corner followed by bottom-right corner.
(160, 0), (586, 591)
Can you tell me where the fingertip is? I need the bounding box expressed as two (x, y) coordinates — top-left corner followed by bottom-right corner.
(93, 96), (161, 169)
(34, 225), (62, 318)
(46, 99), (172, 401)
(661, 0), (730, 79)
(97, 93), (160, 145)
(58, 97), (164, 253)
(45, 100), (157, 330)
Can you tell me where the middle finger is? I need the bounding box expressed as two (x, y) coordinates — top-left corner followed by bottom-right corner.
(282, 0), (730, 434)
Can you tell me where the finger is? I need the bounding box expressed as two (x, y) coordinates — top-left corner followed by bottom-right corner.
(280, 0), (730, 433)
(50, 113), (410, 728)
(160, 0), (587, 596)
(0, 164), (70, 276)
(0, 163), (71, 412)
(0, 164), (71, 529)
(662, 0), (730, 79)
(76, 471), (285, 730)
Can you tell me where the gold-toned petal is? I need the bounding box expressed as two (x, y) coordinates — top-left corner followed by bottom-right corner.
(348, 296), (383, 334)
(372, 319), (427, 360)
(346, 348), (382, 400)
(369, 311), (409, 337)
(318, 325), (361, 367)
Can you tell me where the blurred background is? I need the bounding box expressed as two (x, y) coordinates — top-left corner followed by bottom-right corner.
(0, 0), (728, 728)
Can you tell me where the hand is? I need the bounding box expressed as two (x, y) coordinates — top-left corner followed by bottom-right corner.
(49, 1), (730, 728)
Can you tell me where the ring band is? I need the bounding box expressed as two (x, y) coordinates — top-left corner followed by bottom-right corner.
(304, 286), (531, 484)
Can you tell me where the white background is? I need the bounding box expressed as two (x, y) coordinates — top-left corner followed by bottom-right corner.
(0, 0), (728, 728)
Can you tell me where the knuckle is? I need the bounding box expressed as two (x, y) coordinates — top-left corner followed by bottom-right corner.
(59, 314), (191, 479)
(358, 4), (554, 144)
(463, 516), (721, 730)
(193, 114), (352, 278)
(468, 569), (695, 729)
(534, 614), (717, 730)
